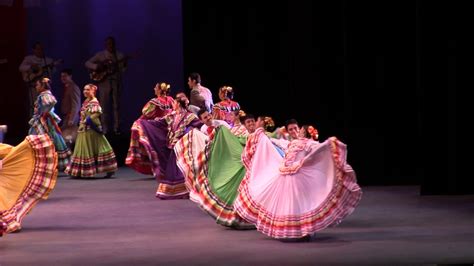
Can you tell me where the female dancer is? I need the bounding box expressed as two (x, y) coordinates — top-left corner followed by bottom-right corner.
(229, 110), (249, 137)
(28, 77), (70, 170)
(234, 124), (362, 239)
(65, 84), (117, 178)
(126, 82), (174, 174)
(128, 93), (202, 199)
(212, 86), (240, 126)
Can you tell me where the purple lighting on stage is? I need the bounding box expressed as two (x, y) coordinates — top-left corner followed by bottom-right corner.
(26, 0), (183, 133)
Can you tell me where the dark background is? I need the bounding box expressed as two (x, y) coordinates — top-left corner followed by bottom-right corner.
(1, 0), (184, 143)
(0, 0), (462, 194)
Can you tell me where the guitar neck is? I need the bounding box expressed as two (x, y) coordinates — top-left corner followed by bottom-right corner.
(43, 60), (61, 69)
(41, 64), (54, 70)
(108, 57), (128, 64)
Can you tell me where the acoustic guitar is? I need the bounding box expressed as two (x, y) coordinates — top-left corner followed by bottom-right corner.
(22, 59), (63, 83)
(89, 51), (139, 82)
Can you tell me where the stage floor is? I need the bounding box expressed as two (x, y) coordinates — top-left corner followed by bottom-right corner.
(1, 168), (473, 265)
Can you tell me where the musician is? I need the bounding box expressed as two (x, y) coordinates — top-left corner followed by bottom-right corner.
(19, 42), (60, 115)
(85, 36), (126, 135)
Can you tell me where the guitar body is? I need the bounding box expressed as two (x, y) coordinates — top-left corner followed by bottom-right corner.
(89, 59), (122, 82)
(21, 59), (63, 83)
(22, 67), (44, 83)
(89, 70), (108, 82)
(87, 51), (140, 82)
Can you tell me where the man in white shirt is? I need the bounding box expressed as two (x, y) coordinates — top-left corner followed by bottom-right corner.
(188, 72), (213, 114)
(85, 36), (126, 134)
(197, 109), (230, 135)
(59, 69), (81, 146)
(19, 42), (61, 115)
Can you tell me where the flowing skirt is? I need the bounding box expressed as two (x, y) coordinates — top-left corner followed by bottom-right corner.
(0, 135), (58, 233)
(125, 119), (154, 175)
(234, 131), (362, 238)
(178, 127), (253, 228)
(127, 119), (188, 199)
(65, 130), (117, 177)
(174, 129), (209, 202)
(29, 115), (71, 170)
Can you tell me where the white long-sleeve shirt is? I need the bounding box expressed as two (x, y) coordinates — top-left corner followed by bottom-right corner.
(19, 55), (55, 82)
(190, 84), (213, 113)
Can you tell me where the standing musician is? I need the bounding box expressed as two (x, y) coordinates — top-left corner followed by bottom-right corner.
(85, 36), (127, 135)
(19, 42), (62, 115)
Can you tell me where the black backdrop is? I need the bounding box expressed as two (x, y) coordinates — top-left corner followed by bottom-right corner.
(182, 1), (462, 193)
